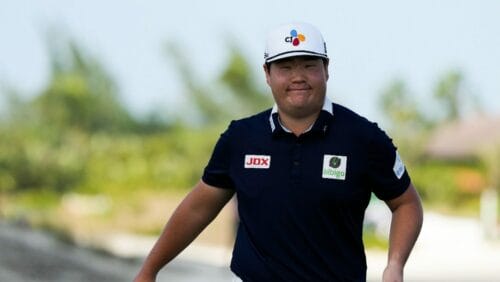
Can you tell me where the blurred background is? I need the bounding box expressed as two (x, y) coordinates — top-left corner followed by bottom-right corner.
(1, 0), (499, 281)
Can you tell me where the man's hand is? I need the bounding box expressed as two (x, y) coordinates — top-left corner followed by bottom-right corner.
(383, 183), (423, 282)
(382, 263), (403, 282)
(133, 181), (234, 281)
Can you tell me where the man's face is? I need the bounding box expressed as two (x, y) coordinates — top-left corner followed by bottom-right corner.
(264, 56), (329, 119)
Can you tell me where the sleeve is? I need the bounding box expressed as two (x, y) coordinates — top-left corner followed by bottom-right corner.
(367, 123), (411, 200)
(202, 122), (236, 189)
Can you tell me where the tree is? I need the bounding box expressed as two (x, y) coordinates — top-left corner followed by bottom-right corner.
(434, 69), (481, 122)
(0, 32), (143, 194)
(218, 42), (271, 115)
(435, 70), (462, 121)
(379, 79), (428, 134)
(164, 39), (271, 125)
(34, 32), (136, 134)
(164, 41), (225, 125)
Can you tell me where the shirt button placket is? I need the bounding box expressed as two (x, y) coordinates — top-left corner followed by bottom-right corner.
(291, 139), (302, 186)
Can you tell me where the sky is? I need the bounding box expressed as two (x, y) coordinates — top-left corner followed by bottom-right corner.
(1, 0), (499, 123)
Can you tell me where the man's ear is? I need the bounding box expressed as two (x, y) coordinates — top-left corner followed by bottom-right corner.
(324, 59), (330, 81)
(263, 63), (271, 85)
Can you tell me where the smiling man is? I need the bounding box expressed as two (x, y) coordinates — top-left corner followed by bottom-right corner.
(265, 56), (328, 133)
(135, 22), (423, 282)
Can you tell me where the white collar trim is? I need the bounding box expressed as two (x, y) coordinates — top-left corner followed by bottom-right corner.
(269, 97), (334, 132)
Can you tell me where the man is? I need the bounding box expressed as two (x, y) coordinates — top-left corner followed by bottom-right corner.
(135, 22), (423, 282)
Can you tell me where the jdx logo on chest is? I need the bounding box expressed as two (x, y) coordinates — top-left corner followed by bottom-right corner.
(244, 155), (271, 169)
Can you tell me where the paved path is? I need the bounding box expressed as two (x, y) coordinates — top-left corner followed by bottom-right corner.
(0, 222), (232, 282)
(0, 222), (137, 282)
(2, 212), (499, 281)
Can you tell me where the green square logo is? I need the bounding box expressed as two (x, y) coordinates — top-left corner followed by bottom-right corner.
(322, 155), (347, 180)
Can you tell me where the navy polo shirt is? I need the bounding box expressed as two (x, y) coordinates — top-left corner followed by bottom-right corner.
(202, 98), (410, 281)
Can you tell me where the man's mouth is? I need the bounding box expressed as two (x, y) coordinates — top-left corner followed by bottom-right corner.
(287, 86), (311, 91)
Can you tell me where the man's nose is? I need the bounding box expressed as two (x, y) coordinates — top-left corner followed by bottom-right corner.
(290, 67), (306, 82)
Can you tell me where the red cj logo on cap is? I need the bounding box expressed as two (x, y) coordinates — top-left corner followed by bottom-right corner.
(284, 29), (306, 46)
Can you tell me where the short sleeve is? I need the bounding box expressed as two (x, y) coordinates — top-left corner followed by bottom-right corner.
(367, 123), (410, 200)
(202, 122), (236, 189)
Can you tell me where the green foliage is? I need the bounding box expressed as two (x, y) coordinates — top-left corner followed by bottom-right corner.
(0, 128), (87, 192)
(78, 127), (221, 194)
(0, 125), (222, 195)
(411, 161), (486, 214)
(379, 79), (429, 133)
(218, 43), (272, 115)
(164, 39), (272, 126)
(164, 41), (226, 124)
(479, 145), (500, 191)
(378, 69), (490, 214)
(434, 70), (463, 121)
(5, 27), (493, 243)
(379, 69), (482, 136)
(35, 38), (137, 133)
(433, 70), (483, 122)
(1, 31), (268, 204)
(0, 34), (139, 195)
(378, 79), (430, 163)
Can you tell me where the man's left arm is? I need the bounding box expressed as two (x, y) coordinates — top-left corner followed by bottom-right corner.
(382, 183), (423, 282)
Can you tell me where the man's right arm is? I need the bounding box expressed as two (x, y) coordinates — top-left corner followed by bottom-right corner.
(134, 180), (235, 282)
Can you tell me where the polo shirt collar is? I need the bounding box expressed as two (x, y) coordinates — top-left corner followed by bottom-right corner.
(269, 97), (334, 135)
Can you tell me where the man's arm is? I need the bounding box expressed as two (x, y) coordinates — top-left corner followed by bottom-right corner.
(382, 183), (423, 282)
(134, 180), (235, 282)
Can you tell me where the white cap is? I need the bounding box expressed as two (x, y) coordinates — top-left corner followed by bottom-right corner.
(264, 22), (328, 63)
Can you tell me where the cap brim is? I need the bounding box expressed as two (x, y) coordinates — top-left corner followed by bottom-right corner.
(265, 50), (328, 63)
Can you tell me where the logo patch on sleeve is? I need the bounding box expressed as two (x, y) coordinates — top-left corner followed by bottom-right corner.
(393, 151), (405, 179)
(322, 155), (347, 180)
(244, 155), (271, 169)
